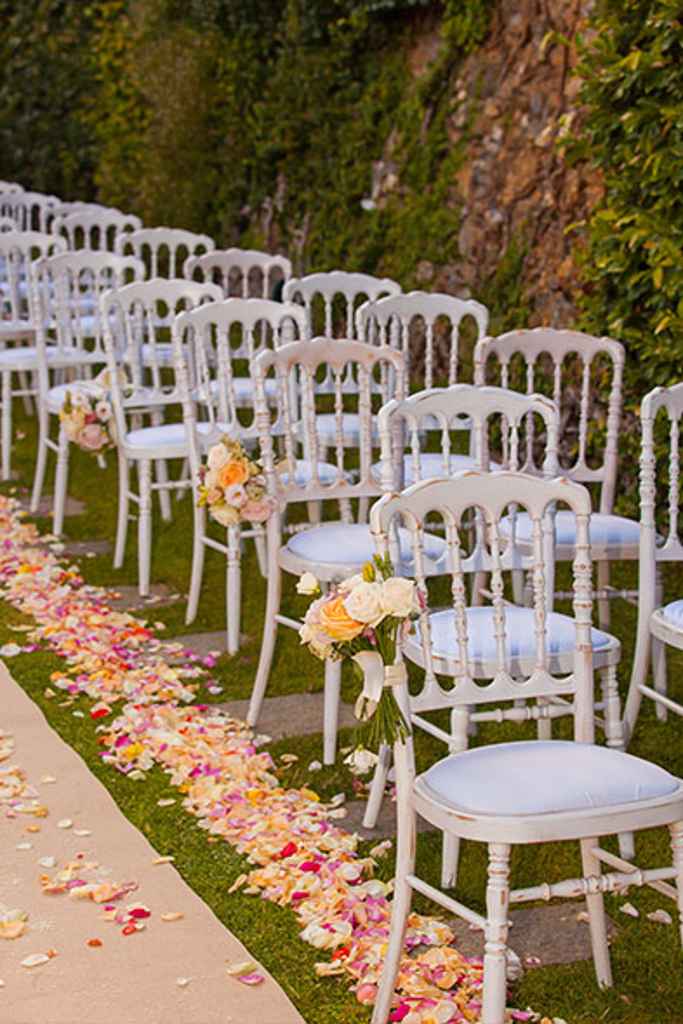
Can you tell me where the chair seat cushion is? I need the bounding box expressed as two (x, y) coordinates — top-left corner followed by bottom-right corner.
(500, 509), (640, 551)
(406, 606), (614, 674)
(661, 599), (683, 629)
(370, 452), (498, 485)
(417, 740), (680, 817)
(285, 522), (446, 568)
(0, 345), (40, 369)
(124, 420), (232, 452)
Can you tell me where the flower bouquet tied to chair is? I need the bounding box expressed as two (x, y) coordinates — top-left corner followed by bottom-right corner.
(198, 437), (277, 527)
(298, 555), (421, 748)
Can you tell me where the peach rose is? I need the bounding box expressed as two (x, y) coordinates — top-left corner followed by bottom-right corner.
(318, 595), (364, 642)
(217, 458), (249, 488)
(76, 423), (108, 452)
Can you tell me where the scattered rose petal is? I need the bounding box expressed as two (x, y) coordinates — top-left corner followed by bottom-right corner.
(647, 909), (672, 925)
(156, 799), (176, 808)
(153, 855), (174, 864)
(57, 819), (72, 830)
(73, 829), (92, 837)
(620, 902), (639, 918)
(161, 912), (184, 922)
(236, 972), (264, 986)
(176, 977), (191, 988)
(87, 938), (102, 947)
(226, 960), (257, 976)
(21, 953), (50, 968)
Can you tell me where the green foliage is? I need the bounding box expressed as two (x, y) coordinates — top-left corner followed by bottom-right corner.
(0, 0), (99, 198)
(570, 0), (683, 392)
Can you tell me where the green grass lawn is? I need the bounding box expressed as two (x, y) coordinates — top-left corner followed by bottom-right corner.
(2, 406), (683, 1023)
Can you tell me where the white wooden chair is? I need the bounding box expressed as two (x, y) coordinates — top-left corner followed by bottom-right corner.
(116, 226), (215, 278)
(30, 250), (145, 533)
(364, 386), (628, 872)
(475, 328), (632, 627)
(0, 216), (18, 232)
(247, 337), (408, 763)
(183, 247), (292, 303)
(369, 470), (683, 1024)
(172, 297), (308, 653)
(0, 181), (24, 194)
(0, 230), (67, 479)
(625, 382), (683, 739)
(357, 290), (489, 390)
(101, 278), (222, 593)
(51, 209), (142, 252)
(283, 270), (400, 340)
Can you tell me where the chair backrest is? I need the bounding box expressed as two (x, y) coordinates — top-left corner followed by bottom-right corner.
(358, 290), (489, 389)
(640, 382), (683, 569)
(173, 297), (308, 440)
(173, 298), (308, 487)
(0, 191), (61, 232)
(0, 230), (67, 323)
(116, 227), (215, 278)
(371, 470), (596, 741)
(184, 247), (292, 300)
(475, 327), (625, 514)
(0, 216), (15, 232)
(31, 250), (145, 370)
(283, 270), (401, 339)
(51, 209), (142, 252)
(101, 278), (222, 442)
(0, 181), (24, 194)
(377, 383), (560, 491)
(253, 337), (406, 507)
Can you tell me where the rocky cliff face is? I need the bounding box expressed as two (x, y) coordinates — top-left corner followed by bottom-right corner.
(377, 0), (600, 325)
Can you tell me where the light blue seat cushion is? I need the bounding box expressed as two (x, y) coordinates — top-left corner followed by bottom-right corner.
(418, 740), (680, 816)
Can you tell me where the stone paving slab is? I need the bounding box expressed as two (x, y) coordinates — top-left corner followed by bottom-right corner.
(448, 901), (617, 967)
(21, 494), (87, 519)
(173, 630), (231, 657)
(105, 583), (181, 612)
(61, 539), (112, 559)
(217, 691), (357, 741)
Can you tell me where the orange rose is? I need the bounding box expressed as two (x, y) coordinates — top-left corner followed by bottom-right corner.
(318, 595), (364, 642)
(217, 458), (249, 488)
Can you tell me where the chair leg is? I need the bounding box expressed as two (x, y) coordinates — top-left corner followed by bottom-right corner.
(441, 706), (469, 890)
(247, 549), (281, 727)
(580, 837), (613, 988)
(114, 451), (130, 569)
(670, 821), (683, 947)
(624, 625), (651, 744)
(597, 560), (610, 630)
(253, 524), (267, 578)
(186, 503), (206, 625)
(53, 427), (70, 537)
(370, 771), (416, 1024)
(155, 459), (172, 521)
(30, 407), (50, 513)
(481, 843), (511, 1024)
(363, 743), (391, 830)
(18, 370), (33, 415)
(226, 524), (241, 656)
(600, 664), (624, 751)
(652, 636), (668, 722)
(1, 370), (12, 481)
(357, 496), (369, 523)
(137, 459), (152, 597)
(323, 657), (341, 765)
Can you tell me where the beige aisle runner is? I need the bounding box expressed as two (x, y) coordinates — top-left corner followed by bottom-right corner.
(0, 663), (305, 1024)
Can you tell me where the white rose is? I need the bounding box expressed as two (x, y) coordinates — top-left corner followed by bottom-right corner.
(343, 746), (379, 776)
(223, 483), (247, 508)
(95, 400), (112, 422)
(338, 573), (363, 593)
(380, 577), (417, 618)
(207, 443), (230, 471)
(296, 572), (319, 596)
(210, 504), (240, 527)
(342, 581), (384, 626)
